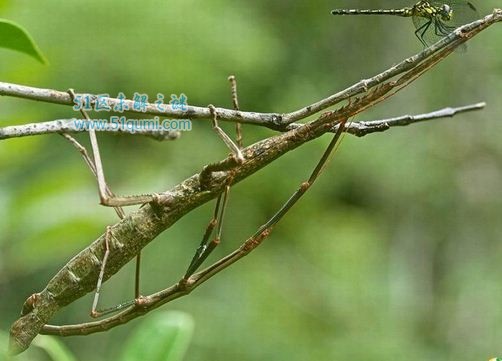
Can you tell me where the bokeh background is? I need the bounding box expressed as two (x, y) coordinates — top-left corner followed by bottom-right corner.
(1, 0), (501, 360)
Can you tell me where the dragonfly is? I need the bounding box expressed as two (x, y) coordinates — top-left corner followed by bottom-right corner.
(331, 1), (479, 47)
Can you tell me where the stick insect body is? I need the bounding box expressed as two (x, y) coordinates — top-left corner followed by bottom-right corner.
(9, 88), (349, 354)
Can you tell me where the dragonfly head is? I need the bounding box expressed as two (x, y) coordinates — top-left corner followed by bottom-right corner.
(439, 4), (453, 21)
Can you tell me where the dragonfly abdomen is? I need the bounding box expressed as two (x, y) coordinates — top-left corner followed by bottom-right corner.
(331, 8), (412, 17)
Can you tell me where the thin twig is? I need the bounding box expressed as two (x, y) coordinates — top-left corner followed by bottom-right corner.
(0, 119), (181, 141)
(347, 102), (487, 136)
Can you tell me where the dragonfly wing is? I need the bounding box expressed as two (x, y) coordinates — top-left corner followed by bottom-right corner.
(450, 1), (480, 26)
(429, 1), (480, 27)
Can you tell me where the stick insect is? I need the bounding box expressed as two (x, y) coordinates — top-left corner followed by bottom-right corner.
(13, 75), (349, 340)
(59, 78), (246, 318)
(63, 78), (347, 320)
(51, 75), (334, 320)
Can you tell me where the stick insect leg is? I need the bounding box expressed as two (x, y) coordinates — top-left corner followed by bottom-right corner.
(67, 89), (160, 207)
(184, 81), (244, 279)
(183, 188), (229, 279)
(184, 195), (222, 277)
(66, 90), (144, 317)
(61, 133), (125, 219)
(61, 133), (138, 316)
(208, 104), (244, 163)
(87, 226), (136, 317)
(192, 117), (350, 284)
(228, 75), (243, 148)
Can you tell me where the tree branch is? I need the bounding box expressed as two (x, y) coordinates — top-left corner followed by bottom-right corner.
(1, 11), (499, 131)
(0, 102), (486, 141)
(0, 119), (181, 141)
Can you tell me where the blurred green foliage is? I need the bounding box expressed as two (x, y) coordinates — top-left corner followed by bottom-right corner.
(0, 1), (501, 360)
(0, 311), (193, 361)
(120, 311), (194, 361)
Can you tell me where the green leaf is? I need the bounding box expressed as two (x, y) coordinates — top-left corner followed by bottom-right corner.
(0, 18), (47, 64)
(32, 336), (78, 361)
(120, 311), (194, 361)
